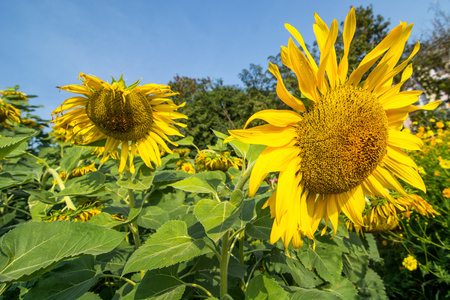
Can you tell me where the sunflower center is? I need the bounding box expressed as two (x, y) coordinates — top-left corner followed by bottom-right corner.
(296, 85), (388, 195)
(85, 89), (154, 141)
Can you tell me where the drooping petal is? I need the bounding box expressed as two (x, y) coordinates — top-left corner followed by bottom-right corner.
(244, 109), (303, 128)
(249, 146), (299, 197)
(228, 124), (296, 147)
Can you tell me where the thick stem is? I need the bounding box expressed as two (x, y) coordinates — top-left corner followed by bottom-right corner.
(234, 161), (255, 192)
(126, 171), (141, 250)
(220, 230), (230, 299)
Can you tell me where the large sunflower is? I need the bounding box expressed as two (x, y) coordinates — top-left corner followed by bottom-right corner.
(52, 73), (187, 173)
(228, 8), (440, 249)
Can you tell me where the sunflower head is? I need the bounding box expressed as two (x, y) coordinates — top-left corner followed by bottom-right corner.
(52, 73), (187, 173)
(0, 101), (21, 128)
(228, 7), (441, 249)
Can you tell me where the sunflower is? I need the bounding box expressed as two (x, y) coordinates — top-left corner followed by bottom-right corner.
(0, 101), (20, 128)
(227, 8), (440, 249)
(52, 74), (187, 173)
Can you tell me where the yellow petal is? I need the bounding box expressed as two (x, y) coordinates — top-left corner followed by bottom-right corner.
(383, 156), (426, 192)
(228, 124), (296, 147)
(382, 91), (422, 110)
(244, 110), (302, 129)
(119, 142), (129, 173)
(337, 186), (365, 227)
(338, 7), (356, 83)
(249, 146), (299, 197)
(388, 130), (423, 150)
(284, 23), (318, 72)
(268, 63), (306, 112)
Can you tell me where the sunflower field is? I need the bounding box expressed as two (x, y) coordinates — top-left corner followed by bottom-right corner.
(1, 7), (449, 300)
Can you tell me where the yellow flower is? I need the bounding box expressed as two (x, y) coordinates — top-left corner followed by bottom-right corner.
(418, 166), (426, 175)
(52, 74), (187, 173)
(436, 121), (444, 128)
(228, 8), (437, 249)
(403, 128), (411, 134)
(440, 159), (450, 169)
(412, 121), (418, 125)
(435, 138), (443, 144)
(196, 150), (243, 171)
(59, 162), (97, 181)
(443, 188), (450, 198)
(427, 130), (434, 137)
(20, 118), (40, 128)
(434, 171), (440, 176)
(418, 126), (425, 133)
(180, 162), (196, 174)
(0, 90), (28, 101)
(402, 254), (418, 271)
(429, 118), (436, 123)
(0, 101), (20, 128)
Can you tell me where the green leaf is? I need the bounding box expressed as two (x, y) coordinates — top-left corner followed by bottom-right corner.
(89, 212), (124, 229)
(169, 176), (216, 194)
(0, 132), (37, 160)
(230, 190), (244, 207)
(96, 241), (133, 274)
(321, 276), (358, 300)
(364, 234), (382, 262)
(28, 195), (53, 221)
(270, 248), (323, 288)
(26, 190), (57, 205)
(137, 206), (170, 230)
(0, 221), (127, 283)
(76, 292), (103, 300)
(245, 218), (272, 240)
(288, 287), (340, 300)
(117, 164), (155, 191)
(122, 220), (208, 274)
(194, 171), (226, 192)
(175, 136), (195, 146)
(246, 274), (289, 300)
(153, 170), (190, 187)
(298, 247), (343, 284)
(56, 172), (105, 197)
(22, 256), (102, 300)
(246, 144), (266, 166)
(5, 141), (28, 158)
(60, 146), (85, 175)
(135, 266), (186, 300)
(194, 199), (239, 242)
(342, 253), (368, 284)
(357, 269), (388, 300)
(0, 173), (30, 190)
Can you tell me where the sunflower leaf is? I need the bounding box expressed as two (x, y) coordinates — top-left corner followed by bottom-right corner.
(56, 171), (105, 197)
(246, 274), (289, 300)
(60, 146), (86, 175)
(135, 266), (185, 300)
(0, 221), (126, 283)
(122, 220), (209, 275)
(22, 256), (102, 300)
(0, 131), (37, 160)
(194, 199), (240, 242)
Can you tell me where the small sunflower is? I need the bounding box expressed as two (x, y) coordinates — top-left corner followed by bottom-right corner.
(52, 74), (187, 173)
(0, 101), (21, 128)
(228, 8), (440, 249)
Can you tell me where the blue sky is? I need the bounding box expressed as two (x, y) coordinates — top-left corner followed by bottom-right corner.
(0, 0), (448, 120)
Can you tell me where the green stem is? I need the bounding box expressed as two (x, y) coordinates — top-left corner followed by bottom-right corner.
(101, 274), (136, 286)
(234, 161), (255, 192)
(184, 283), (214, 298)
(220, 230), (231, 299)
(126, 171), (141, 250)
